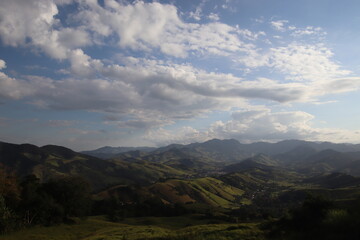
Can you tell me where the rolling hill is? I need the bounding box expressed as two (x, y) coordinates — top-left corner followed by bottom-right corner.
(81, 146), (156, 159)
(3, 138), (360, 208)
(96, 177), (247, 208)
(0, 141), (187, 191)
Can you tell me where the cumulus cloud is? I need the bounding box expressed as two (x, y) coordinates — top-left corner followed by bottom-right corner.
(0, 55), (303, 129)
(0, 59), (6, 70)
(1, 50), (359, 130)
(68, 49), (103, 77)
(71, 1), (254, 58)
(0, 60), (36, 100)
(144, 109), (360, 146)
(57, 28), (91, 49)
(0, 0), (67, 59)
(0, 72), (34, 100)
(218, 110), (316, 141)
(1, 0), (360, 147)
(0, 0), (57, 46)
(0, 0), (257, 60)
(208, 13), (220, 21)
(0, 0), (93, 59)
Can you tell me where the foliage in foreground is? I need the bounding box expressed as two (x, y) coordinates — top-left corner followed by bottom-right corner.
(0, 216), (264, 240)
(0, 167), (92, 233)
(264, 194), (360, 240)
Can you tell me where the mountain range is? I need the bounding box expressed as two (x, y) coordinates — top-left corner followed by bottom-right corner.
(82, 138), (360, 160)
(2, 138), (360, 207)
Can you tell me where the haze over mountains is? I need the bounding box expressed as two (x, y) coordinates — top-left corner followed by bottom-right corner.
(82, 138), (360, 164)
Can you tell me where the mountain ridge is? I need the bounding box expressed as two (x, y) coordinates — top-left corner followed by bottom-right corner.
(81, 138), (360, 160)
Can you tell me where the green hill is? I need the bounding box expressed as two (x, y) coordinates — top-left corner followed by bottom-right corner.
(148, 177), (245, 207)
(0, 141), (187, 191)
(96, 177), (247, 208)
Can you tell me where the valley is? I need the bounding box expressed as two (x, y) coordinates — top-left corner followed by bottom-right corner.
(1, 138), (360, 239)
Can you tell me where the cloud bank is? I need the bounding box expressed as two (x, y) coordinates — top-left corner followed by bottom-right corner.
(0, 0), (360, 148)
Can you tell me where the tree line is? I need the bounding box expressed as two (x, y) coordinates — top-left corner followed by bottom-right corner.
(0, 165), (91, 233)
(0, 164), (191, 234)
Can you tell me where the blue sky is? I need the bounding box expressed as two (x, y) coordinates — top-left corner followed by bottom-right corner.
(1, 0), (360, 150)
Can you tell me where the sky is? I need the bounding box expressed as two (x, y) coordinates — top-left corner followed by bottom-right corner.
(1, 0), (360, 151)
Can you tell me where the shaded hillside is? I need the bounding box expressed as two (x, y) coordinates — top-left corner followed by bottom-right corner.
(0, 142), (49, 176)
(294, 149), (360, 176)
(223, 154), (279, 173)
(148, 139), (250, 164)
(0, 141), (187, 191)
(81, 146), (156, 159)
(275, 145), (318, 164)
(302, 172), (360, 189)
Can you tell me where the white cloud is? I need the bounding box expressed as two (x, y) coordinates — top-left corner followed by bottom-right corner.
(0, 0), (95, 60)
(1, 0), (360, 147)
(0, 59), (6, 70)
(72, 1), (254, 58)
(208, 13), (220, 21)
(189, 0), (207, 21)
(0, 0), (57, 47)
(0, 0), (257, 60)
(269, 43), (351, 82)
(58, 28), (91, 49)
(0, 0), (268, 77)
(213, 110), (360, 144)
(291, 26), (326, 37)
(0, 55), (304, 127)
(1, 50), (359, 128)
(189, 8), (202, 21)
(318, 77), (360, 94)
(270, 20), (288, 31)
(144, 109), (360, 146)
(0, 0), (67, 59)
(238, 42), (352, 85)
(68, 49), (103, 77)
(0, 72), (34, 100)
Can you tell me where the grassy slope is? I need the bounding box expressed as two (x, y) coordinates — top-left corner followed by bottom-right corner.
(148, 177), (245, 207)
(0, 216), (264, 240)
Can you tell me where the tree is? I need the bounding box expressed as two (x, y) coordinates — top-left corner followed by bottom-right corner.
(0, 164), (20, 233)
(42, 176), (92, 219)
(0, 164), (20, 208)
(19, 175), (64, 226)
(0, 195), (18, 233)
